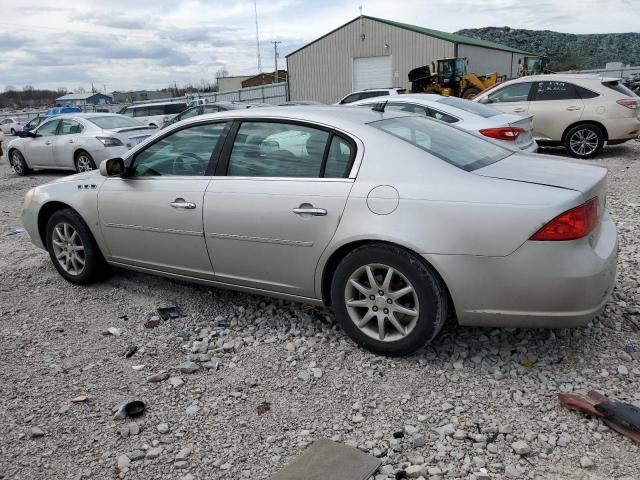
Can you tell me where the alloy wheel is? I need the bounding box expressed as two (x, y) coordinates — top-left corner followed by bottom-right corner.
(51, 222), (85, 275)
(12, 152), (24, 174)
(76, 154), (94, 172)
(569, 129), (599, 156)
(344, 263), (420, 342)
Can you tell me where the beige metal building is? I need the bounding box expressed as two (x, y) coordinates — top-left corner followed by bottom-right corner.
(217, 75), (254, 92)
(286, 16), (532, 103)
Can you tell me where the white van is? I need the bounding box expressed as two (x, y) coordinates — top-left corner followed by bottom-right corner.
(118, 101), (188, 128)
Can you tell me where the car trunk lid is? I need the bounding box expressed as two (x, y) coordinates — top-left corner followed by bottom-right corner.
(473, 153), (608, 218)
(492, 113), (535, 149)
(108, 127), (156, 148)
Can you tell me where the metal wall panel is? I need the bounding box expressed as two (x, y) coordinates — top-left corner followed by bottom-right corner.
(288, 18), (455, 103)
(458, 44), (525, 79)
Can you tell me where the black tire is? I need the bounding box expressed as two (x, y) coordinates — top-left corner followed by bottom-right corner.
(462, 87), (481, 99)
(74, 150), (97, 172)
(331, 244), (448, 356)
(10, 128), (16, 135)
(46, 208), (107, 284)
(11, 150), (31, 176)
(564, 124), (605, 159)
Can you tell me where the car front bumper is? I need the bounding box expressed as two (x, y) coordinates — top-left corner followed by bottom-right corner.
(425, 212), (618, 328)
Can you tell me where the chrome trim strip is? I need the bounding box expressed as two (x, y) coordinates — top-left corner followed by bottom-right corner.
(103, 222), (202, 237)
(205, 232), (313, 247)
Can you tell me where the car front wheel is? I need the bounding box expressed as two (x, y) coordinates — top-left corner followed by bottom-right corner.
(331, 244), (448, 356)
(11, 150), (31, 176)
(564, 124), (604, 158)
(46, 209), (106, 284)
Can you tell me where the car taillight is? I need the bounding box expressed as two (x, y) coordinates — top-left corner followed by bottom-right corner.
(96, 136), (124, 147)
(530, 198), (599, 241)
(479, 127), (524, 141)
(617, 98), (639, 109)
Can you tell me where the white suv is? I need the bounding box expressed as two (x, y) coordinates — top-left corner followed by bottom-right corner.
(474, 74), (640, 158)
(337, 87), (406, 105)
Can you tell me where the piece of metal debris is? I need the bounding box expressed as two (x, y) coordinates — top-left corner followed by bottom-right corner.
(256, 401), (271, 415)
(124, 345), (138, 358)
(157, 306), (183, 320)
(268, 438), (381, 480)
(5, 227), (26, 236)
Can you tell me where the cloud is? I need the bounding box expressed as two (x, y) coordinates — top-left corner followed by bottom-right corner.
(1, 0), (637, 92)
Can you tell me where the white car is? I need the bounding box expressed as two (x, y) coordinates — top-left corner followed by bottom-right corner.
(336, 87), (406, 105)
(1, 117), (24, 135)
(7, 113), (157, 176)
(118, 101), (188, 128)
(474, 74), (640, 158)
(349, 94), (537, 152)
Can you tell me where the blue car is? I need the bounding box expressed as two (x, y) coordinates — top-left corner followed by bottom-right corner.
(21, 106), (83, 133)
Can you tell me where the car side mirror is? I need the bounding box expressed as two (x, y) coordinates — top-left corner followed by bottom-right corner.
(100, 157), (126, 177)
(19, 131), (37, 138)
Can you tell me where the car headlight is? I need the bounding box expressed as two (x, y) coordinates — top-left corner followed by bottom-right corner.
(23, 187), (37, 209)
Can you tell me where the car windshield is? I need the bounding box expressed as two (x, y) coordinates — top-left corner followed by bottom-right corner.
(370, 116), (511, 171)
(435, 96), (500, 118)
(88, 116), (144, 129)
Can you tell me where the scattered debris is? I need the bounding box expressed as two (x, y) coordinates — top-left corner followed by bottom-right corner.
(558, 390), (640, 443)
(124, 345), (138, 358)
(267, 438), (380, 480)
(157, 306), (183, 320)
(70, 395), (88, 403)
(157, 423), (170, 434)
(256, 401), (271, 415)
(30, 427), (45, 438)
(147, 372), (169, 383)
(176, 361), (200, 374)
(113, 400), (146, 420)
(144, 316), (161, 329)
(5, 227), (26, 236)
(520, 357), (535, 368)
(105, 327), (123, 337)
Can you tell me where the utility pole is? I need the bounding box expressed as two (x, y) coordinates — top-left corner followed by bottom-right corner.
(272, 40), (282, 83)
(254, 0), (262, 73)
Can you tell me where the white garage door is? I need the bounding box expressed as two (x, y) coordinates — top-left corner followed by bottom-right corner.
(352, 56), (392, 91)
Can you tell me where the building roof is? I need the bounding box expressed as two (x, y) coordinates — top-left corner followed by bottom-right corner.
(287, 16), (533, 58)
(56, 92), (110, 101)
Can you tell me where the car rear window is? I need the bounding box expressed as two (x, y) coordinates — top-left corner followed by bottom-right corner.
(435, 96), (500, 118)
(370, 116), (511, 171)
(89, 116), (145, 129)
(602, 81), (637, 97)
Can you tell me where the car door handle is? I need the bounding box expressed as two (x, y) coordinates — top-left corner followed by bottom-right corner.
(513, 108), (527, 113)
(566, 106), (581, 111)
(293, 206), (327, 216)
(45, 141), (52, 145)
(170, 198), (196, 209)
(68, 139), (74, 143)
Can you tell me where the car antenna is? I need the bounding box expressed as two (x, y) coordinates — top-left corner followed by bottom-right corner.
(372, 100), (388, 113)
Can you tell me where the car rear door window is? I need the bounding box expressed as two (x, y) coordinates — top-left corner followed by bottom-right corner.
(131, 122), (228, 176)
(426, 107), (459, 123)
(323, 136), (355, 178)
(227, 122), (329, 178)
(487, 82), (533, 103)
(533, 81), (580, 101)
(386, 103), (428, 115)
(58, 120), (84, 135)
(360, 91), (389, 100)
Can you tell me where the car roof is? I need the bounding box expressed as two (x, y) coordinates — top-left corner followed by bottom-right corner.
(506, 74), (621, 83)
(180, 105), (412, 132)
(126, 101), (187, 108)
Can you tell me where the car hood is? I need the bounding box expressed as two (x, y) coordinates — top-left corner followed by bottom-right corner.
(473, 153), (607, 194)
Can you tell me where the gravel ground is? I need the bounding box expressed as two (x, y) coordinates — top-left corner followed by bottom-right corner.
(0, 141), (639, 480)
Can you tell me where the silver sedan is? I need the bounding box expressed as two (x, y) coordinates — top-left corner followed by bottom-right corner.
(21, 106), (618, 355)
(7, 113), (157, 176)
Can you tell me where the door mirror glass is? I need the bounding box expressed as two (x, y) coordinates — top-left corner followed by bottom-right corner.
(100, 157), (126, 177)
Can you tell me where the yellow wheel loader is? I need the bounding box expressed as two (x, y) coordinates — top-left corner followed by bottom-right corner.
(409, 57), (505, 99)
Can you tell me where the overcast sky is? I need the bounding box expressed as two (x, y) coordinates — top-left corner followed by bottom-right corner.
(1, 0), (638, 92)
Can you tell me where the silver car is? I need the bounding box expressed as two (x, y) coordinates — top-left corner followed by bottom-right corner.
(21, 106), (618, 355)
(7, 113), (157, 175)
(348, 94), (538, 152)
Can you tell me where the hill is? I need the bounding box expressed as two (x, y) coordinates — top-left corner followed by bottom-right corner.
(455, 27), (640, 71)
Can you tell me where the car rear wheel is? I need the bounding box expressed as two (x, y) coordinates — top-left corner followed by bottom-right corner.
(11, 150), (31, 176)
(10, 128), (16, 135)
(46, 209), (106, 284)
(75, 151), (96, 172)
(564, 124), (604, 159)
(331, 244), (448, 356)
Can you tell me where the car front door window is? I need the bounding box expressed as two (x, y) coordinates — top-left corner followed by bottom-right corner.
(35, 120), (60, 136)
(58, 120), (84, 135)
(131, 122), (228, 177)
(227, 122), (329, 178)
(488, 83), (532, 103)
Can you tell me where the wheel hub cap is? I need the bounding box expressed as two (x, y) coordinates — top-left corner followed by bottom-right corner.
(344, 263), (420, 342)
(51, 222), (85, 275)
